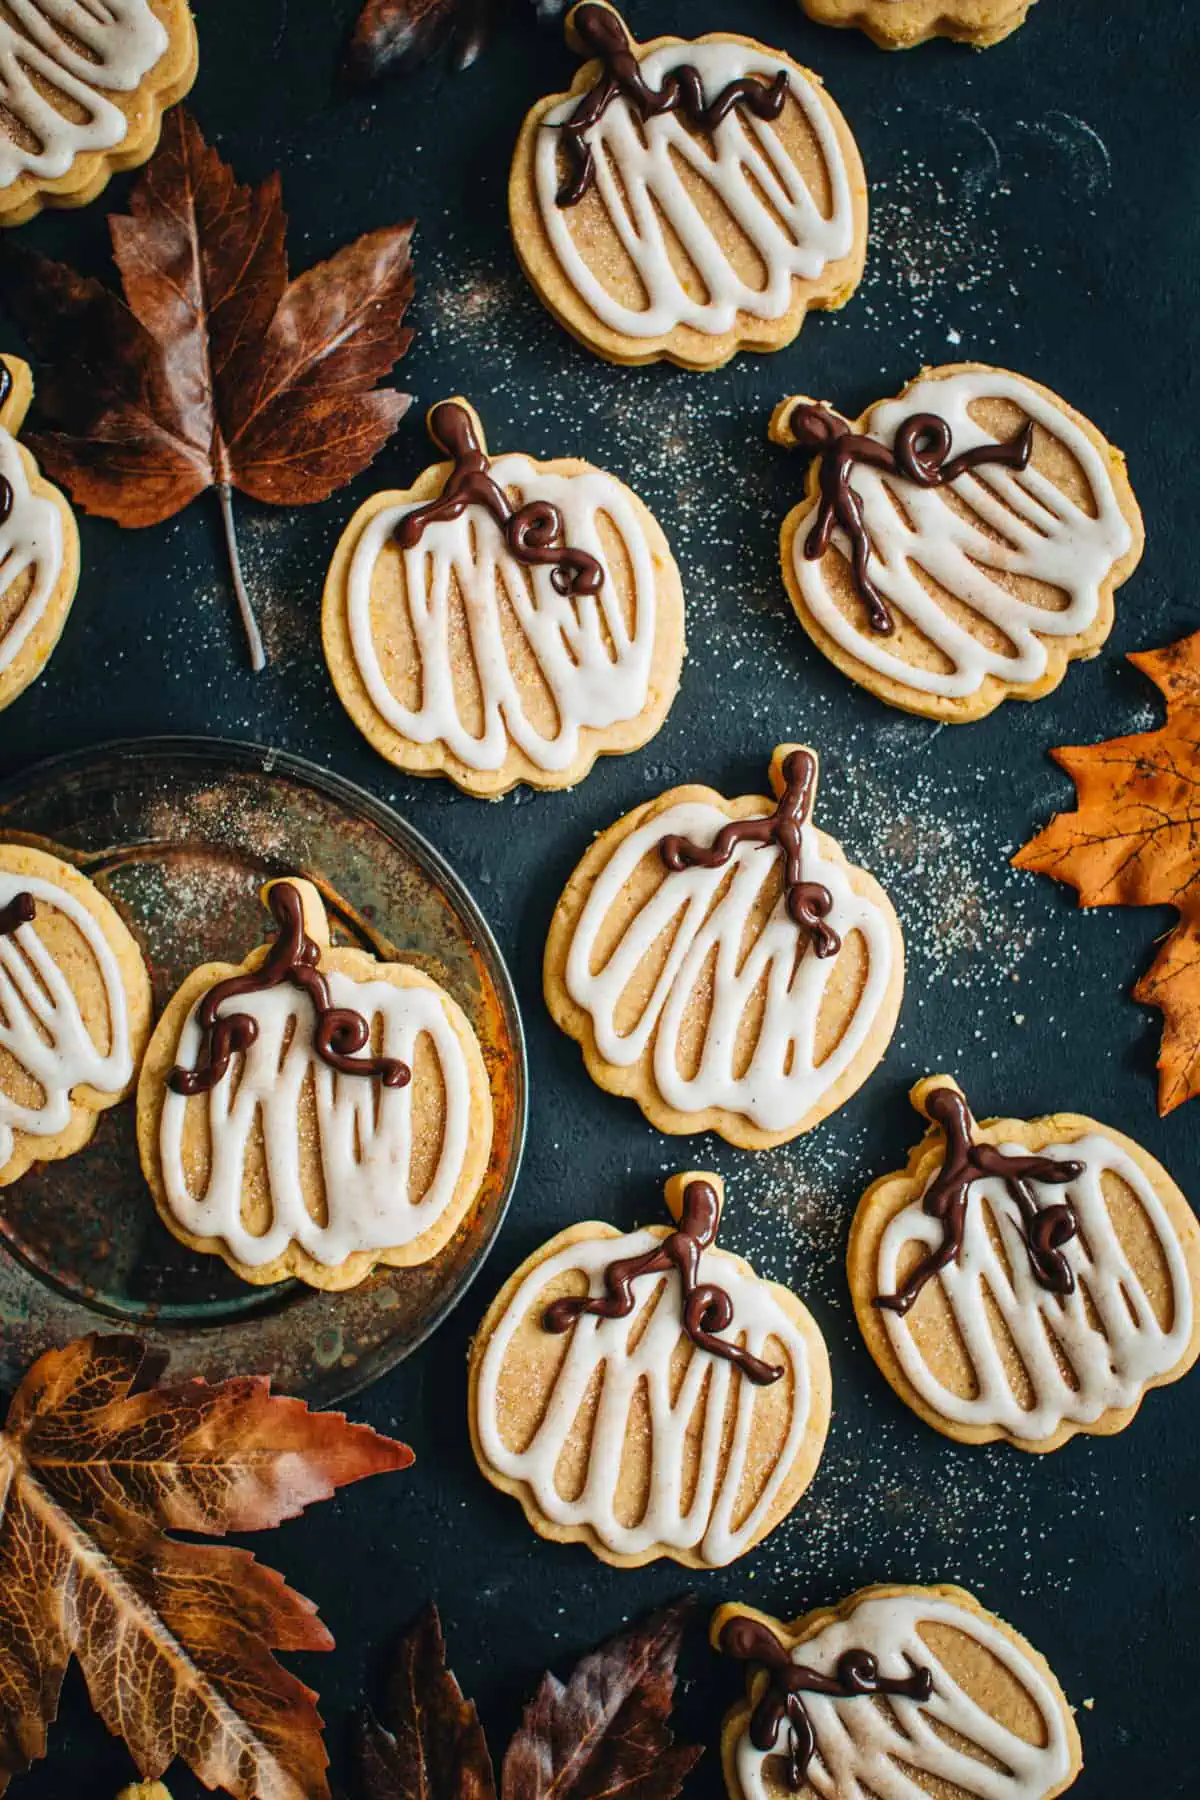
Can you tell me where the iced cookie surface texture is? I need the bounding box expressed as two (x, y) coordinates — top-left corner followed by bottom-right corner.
(0, 844), (151, 1187)
(0, 0), (198, 226)
(323, 398), (684, 796)
(0, 357), (82, 713)
(544, 745), (903, 1147)
(799, 0), (1035, 50)
(469, 1171), (831, 1568)
(774, 364), (1143, 721)
(715, 1583), (1081, 1800)
(509, 3), (867, 370)
(848, 1077), (1200, 1452)
(137, 877), (493, 1291)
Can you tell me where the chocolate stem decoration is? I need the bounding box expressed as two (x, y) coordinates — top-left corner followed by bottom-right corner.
(544, 1177), (784, 1385)
(720, 1615), (933, 1792)
(395, 401), (604, 599)
(658, 749), (841, 958)
(556, 4), (789, 207)
(876, 1083), (1083, 1318)
(0, 892), (35, 937)
(169, 882), (412, 1097)
(788, 401), (1035, 635)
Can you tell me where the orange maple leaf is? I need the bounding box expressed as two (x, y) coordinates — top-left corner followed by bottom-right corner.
(1015, 630), (1200, 1113)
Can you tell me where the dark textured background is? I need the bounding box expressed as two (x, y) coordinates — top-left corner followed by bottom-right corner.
(1, 0), (1197, 1793)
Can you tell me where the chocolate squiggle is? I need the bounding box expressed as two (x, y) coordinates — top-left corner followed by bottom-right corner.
(556, 4), (789, 207)
(657, 748), (840, 957)
(875, 1083), (1083, 1318)
(720, 1615), (933, 1792)
(0, 361), (14, 529)
(168, 882), (412, 1097)
(395, 401), (603, 598)
(0, 891), (35, 937)
(544, 1176), (784, 1385)
(787, 401), (1035, 634)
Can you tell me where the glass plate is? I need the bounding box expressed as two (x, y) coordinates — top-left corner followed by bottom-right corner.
(0, 736), (526, 1403)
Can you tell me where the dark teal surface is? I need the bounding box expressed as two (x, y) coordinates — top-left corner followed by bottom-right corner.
(0, 2), (1196, 1794)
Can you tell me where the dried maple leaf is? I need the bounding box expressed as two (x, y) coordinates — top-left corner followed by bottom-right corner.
(0, 1334), (412, 1799)
(0, 109), (413, 672)
(499, 1600), (701, 1800)
(1015, 630), (1200, 1113)
(357, 1603), (496, 1800)
(343, 0), (565, 85)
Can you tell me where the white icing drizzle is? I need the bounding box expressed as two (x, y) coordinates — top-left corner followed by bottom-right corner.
(159, 973), (476, 1268)
(0, 871), (133, 1168)
(564, 799), (896, 1134)
(535, 40), (856, 340)
(878, 1134), (1195, 1440)
(732, 1591), (1073, 1800)
(0, 1), (170, 187)
(790, 369), (1134, 699)
(347, 457), (662, 774)
(475, 1227), (815, 1564)
(0, 419), (66, 678)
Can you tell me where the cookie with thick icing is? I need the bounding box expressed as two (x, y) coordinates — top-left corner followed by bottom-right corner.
(323, 398), (685, 796)
(773, 364), (1143, 722)
(715, 1583), (1081, 1800)
(799, 0), (1034, 49)
(469, 1170), (831, 1568)
(509, 3), (868, 370)
(0, 844), (151, 1186)
(848, 1076), (1200, 1452)
(544, 745), (904, 1147)
(137, 877), (493, 1291)
(0, 356), (81, 713)
(0, 1), (198, 227)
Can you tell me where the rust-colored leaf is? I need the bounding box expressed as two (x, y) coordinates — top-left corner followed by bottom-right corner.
(343, 0), (567, 84)
(0, 1334), (412, 1799)
(499, 1600), (701, 1800)
(0, 108), (413, 670)
(357, 1603), (496, 1800)
(1015, 629), (1200, 1113)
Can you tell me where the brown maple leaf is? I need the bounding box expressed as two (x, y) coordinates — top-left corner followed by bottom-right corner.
(0, 1333), (412, 1799)
(0, 108), (413, 672)
(357, 1603), (496, 1800)
(343, 0), (566, 85)
(499, 1600), (701, 1800)
(1015, 630), (1200, 1113)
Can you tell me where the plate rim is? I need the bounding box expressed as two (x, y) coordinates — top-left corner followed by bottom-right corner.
(0, 731), (529, 1402)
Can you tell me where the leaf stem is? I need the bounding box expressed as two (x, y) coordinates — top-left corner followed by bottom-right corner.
(217, 483), (266, 673)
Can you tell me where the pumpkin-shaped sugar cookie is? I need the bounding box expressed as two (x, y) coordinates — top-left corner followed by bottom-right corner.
(0, 356), (81, 712)
(544, 745), (903, 1146)
(470, 1171), (831, 1568)
(773, 364), (1143, 721)
(0, 0), (197, 226)
(715, 1584), (1081, 1800)
(0, 844), (151, 1186)
(323, 398), (684, 796)
(137, 878), (493, 1290)
(799, 0), (1034, 50)
(848, 1077), (1200, 1451)
(509, 4), (867, 369)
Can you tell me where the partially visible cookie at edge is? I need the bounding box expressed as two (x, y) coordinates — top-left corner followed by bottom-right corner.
(799, 0), (1035, 49)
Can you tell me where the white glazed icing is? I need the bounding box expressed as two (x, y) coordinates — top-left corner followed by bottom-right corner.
(564, 799), (896, 1134)
(0, 1), (170, 187)
(535, 39), (856, 340)
(476, 1227), (815, 1564)
(0, 871), (133, 1168)
(347, 456), (663, 774)
(877, 1134), (1194, 1440)
(789, 369), (1134, 698)
(732, 1591), (1074, 1800)
(0, 419), (66, 678)
(159, 972), (476, 1268)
